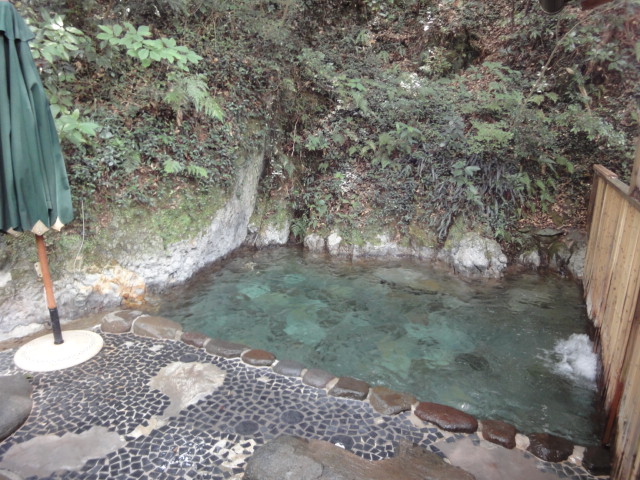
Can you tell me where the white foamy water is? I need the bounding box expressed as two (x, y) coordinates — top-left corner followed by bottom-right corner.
(551, 334), (598, 384)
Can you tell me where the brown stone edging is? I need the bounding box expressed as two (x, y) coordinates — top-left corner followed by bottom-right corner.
(99, 309), (595, 470)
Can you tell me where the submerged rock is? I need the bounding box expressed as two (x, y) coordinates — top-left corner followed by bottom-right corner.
(455, 353), (490, 372)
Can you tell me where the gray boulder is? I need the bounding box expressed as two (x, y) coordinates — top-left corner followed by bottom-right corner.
(444, 232), (507, 278)
(0, 375), (33, 442)
(518, 249), (541, 269)
(567, 242), (587, 279)
(304, 234), (326, 253)
(251, 218), (291, 248)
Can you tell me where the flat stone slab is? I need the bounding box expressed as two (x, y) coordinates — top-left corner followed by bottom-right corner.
(242, 349), (276, 366)
(244, 435), (476, 480)
(148, 361), (226, 418)
(302, 368), (335, 389)
(0, 375), (33, 442)
(101, 310), (142, 334)
(527, 433), (574, 462)
(414, 402), (478, 433)
(205, 338), (249, 358)
(132, 316), (182, 340)
(480, 420), (517, 449)
(0, 426), (125, 478)
(369, 386), (416, 415)
(180, 331), (211, 349)
(328, 377), (369, 400)
(437, 434), (566, 480)
(272, 359), (305, 377)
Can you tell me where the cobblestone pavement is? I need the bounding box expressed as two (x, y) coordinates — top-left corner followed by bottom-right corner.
(0, 331), (609, 480)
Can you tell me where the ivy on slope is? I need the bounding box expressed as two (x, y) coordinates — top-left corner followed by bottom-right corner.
(18, 0), (639, 248)
(290, 0), (638, 243)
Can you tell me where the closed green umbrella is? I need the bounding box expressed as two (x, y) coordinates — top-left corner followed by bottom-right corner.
(1, 1), (73, 345)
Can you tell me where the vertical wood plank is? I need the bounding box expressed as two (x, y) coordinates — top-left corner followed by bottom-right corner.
(584, 164), (640, 480)
(629, 137), (640, 201)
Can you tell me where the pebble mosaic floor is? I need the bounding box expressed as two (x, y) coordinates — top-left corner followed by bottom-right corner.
(0, 332), (608, 480)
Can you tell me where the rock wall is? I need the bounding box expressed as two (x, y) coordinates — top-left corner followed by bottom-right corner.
(304, 233), (436, 261)
(0, 148), (589, 343)
(303, 230), (507, 278)
(118, 154), (264, 289)
(0, 152), (264, 342)
(301, 229), (587, 280)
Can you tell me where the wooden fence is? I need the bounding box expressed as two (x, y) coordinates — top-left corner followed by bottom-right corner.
(584, 163), (640, 480)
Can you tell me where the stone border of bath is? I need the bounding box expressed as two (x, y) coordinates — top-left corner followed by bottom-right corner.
(102, 309), (611, 476)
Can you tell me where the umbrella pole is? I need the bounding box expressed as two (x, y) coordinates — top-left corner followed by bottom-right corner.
(35, 234), (64, 344)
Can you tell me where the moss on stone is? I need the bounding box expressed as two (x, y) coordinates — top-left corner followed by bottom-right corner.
(251, 192), (291, 231)
(406, 223), (438, 248)
(20, 186), (230, 275)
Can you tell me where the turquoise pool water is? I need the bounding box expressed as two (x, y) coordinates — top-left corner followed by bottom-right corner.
(158, 247), (600, 445)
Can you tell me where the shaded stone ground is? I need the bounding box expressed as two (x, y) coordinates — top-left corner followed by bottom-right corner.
(0, 318), (609, 480)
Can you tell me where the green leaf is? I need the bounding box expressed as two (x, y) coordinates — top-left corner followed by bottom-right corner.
(162, 37), (178, 48)
(545, 92), (559, 103)
(49, 104), (61, 118)
(42, 49), (54, 63)
(137, 25), (152, 37)
(528, 94), (545, 105)
(187, 165), (208, 178)
(186, 52), (202, 64)
(112, 24), (123, 37)
(143, 39), (163, 49)
(163, 159), (183, 174)
(556, 155), (574, 173)
(464, 165), (480, 176)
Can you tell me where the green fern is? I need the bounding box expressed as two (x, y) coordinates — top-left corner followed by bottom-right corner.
(164, 72), (224, 123)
